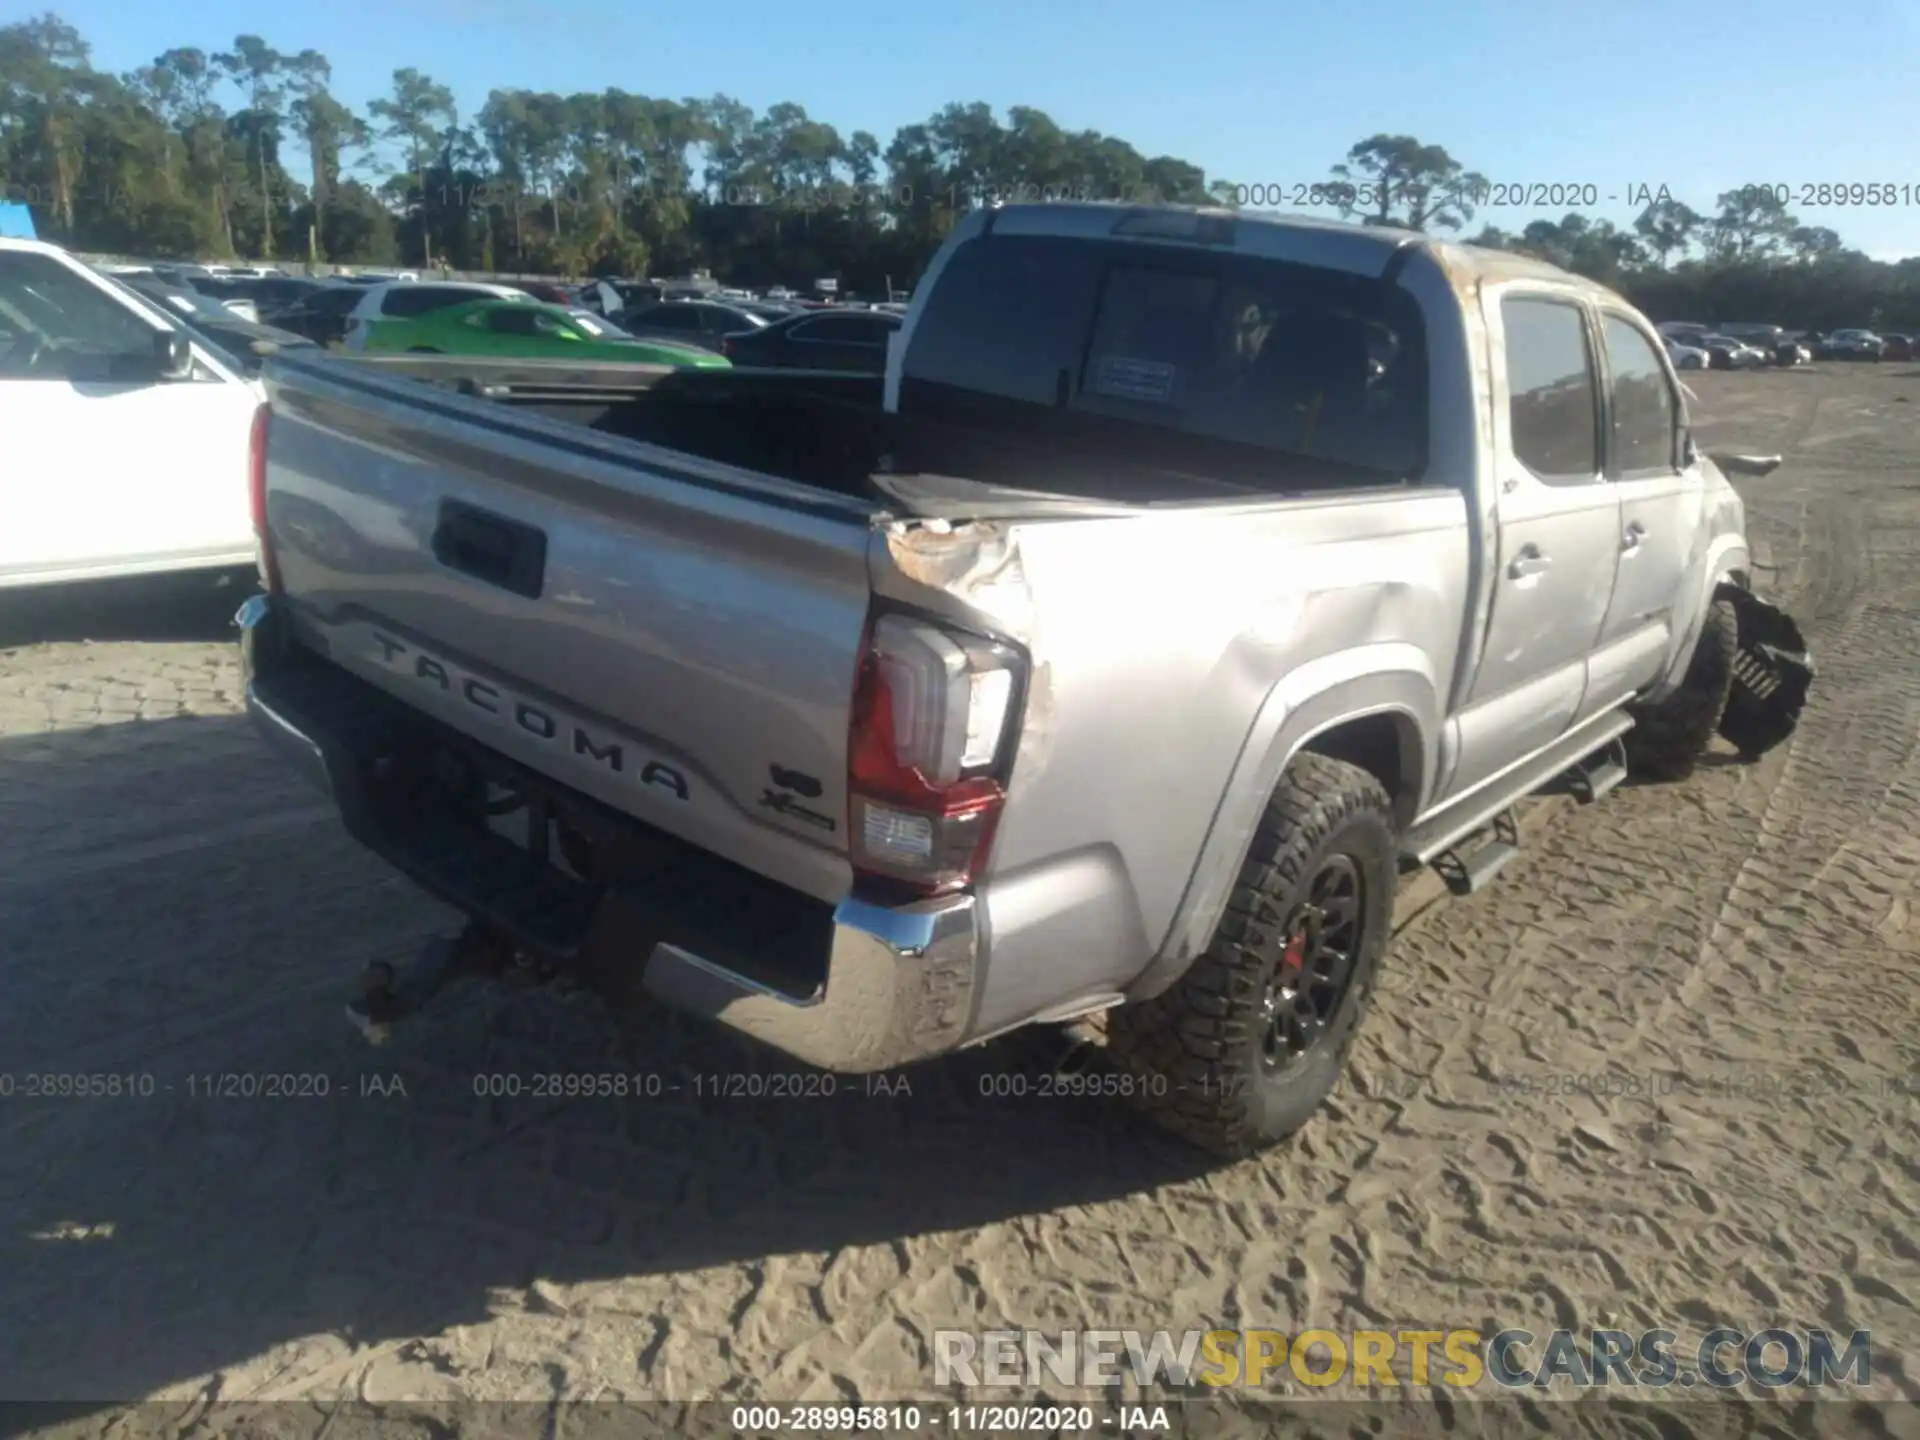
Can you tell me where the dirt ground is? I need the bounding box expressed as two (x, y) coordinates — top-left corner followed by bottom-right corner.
(1, 366), (1916, 1433)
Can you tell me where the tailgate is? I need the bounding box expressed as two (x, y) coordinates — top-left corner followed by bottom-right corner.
(260, 355), (877, 904)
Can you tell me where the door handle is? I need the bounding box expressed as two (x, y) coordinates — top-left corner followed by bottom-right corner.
(1622, 521), (1646, 553)
(1507, 546), (1552, 580)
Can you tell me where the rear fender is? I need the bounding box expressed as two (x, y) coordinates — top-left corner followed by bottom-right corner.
(1650, 532), (1751, 700)
(1126, 647), (1438, 1002)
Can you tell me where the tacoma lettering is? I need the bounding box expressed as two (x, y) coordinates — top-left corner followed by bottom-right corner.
(574, 730), (623, 771)
(357, 627), (688, 804)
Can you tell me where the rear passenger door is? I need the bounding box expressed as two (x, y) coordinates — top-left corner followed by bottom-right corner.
(1444, 291), (1623, 803)
(1580, 309), (1697, 720)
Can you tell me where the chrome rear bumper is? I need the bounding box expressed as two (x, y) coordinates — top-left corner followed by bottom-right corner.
(236, 593), (979, 1071)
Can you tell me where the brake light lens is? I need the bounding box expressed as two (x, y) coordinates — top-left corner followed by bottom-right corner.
(848, 614), (1023, 894)
(248, 402), (282, 594)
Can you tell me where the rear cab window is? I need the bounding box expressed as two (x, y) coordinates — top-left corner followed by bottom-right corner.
(898, 233), (1427, 489)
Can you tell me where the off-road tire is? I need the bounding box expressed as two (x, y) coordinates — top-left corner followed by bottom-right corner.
(1107, 753), (1397, 1159)
(1624, 596), (1738, 782)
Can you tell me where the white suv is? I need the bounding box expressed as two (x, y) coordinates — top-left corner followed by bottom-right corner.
(342, 281), (529, 351)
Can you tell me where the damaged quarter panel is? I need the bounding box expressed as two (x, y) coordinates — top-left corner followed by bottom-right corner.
(874, 489), (1471, 1040)
(1649, 455), (1751, 700)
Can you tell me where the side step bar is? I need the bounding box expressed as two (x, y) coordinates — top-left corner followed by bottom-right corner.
(1568, 737), (1629, 804)
(1407, 709), (1638, 897)
(1432, 809), (1521, 896)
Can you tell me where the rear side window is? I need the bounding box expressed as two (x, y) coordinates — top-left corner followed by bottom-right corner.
(794, 316), (893, 345)
(383, 287), (485, 318)
(486, 307), (540, 335)
(637, 305), (700, 331)
(1601, 315), (1678, 476)
(1503, 297), (1599, 481)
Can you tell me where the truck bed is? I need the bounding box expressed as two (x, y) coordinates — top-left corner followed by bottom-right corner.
(342, 355), (1399, 511)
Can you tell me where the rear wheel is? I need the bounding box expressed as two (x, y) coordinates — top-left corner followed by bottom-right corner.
(1108, 754), (1397, 1159)
(1625, 596), (1738, 782)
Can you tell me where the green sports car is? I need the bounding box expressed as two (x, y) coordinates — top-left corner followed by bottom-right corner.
(363, 298), (731, 367)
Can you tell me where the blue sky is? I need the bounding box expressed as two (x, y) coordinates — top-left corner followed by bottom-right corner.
(48, 0), (1920, 258)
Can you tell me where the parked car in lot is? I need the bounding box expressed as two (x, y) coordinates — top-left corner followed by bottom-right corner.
(1664, 337), (1710, 371)
(342, 280), (532, 352)
(238, 276), (334, 318)
(241, 202), (1812, 1159)
(1657, 321), (1713, 347)
(617, 299), (772, 351)
(1699, 334), (1769, 370)
(1774, 339), (1814, 366)
(718, 307), (900, 371)
(1878, 333), (1914, 361)
(270, 283), (366, 347)
(109, 273), (318, 375)
(362, 297), (732, 368)
(1821, 329), (1885, 360)
(149, 262), (216, 286)
(183, 274), (266, 323)
(0, 237), (262, 590)
(1713, 322), (1787, 351)
(730, 300), (805, 323)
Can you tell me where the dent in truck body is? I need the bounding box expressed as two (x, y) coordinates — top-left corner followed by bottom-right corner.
(1647, 464), (1751, 701)
(928, 488), (1470, 1031)
(1121, 243), (1487, 1005)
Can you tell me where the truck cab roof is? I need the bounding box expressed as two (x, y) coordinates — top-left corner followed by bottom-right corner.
(971, 200), (1625, 300)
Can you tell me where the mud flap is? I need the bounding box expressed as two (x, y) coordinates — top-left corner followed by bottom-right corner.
(1716, 585), (1815, 761)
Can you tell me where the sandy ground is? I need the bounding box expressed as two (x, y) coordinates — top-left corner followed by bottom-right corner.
(1, 366), (1916, 1434)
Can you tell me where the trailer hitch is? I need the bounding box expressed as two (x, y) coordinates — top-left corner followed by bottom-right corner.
(347, 922), (561, 1044)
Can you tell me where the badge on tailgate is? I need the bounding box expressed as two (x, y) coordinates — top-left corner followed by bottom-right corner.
(431, 500), (548, 599)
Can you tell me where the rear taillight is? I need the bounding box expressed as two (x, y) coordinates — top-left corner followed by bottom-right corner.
(248, 403), (282, 594)
(847, 613), (1023, 894)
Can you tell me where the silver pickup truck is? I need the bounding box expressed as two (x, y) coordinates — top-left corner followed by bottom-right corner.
(239, 203), (1811, 1158)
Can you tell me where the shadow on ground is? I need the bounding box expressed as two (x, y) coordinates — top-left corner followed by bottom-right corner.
(0, 708), (1215, 1410)
(0, 570), (257, 650)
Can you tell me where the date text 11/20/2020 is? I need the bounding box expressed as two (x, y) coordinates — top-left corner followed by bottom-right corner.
(1224, 181), (1681, 211)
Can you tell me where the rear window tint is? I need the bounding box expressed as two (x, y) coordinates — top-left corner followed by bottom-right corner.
(903, 234), (1425, 477)
(903, 235), (1104, 408)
